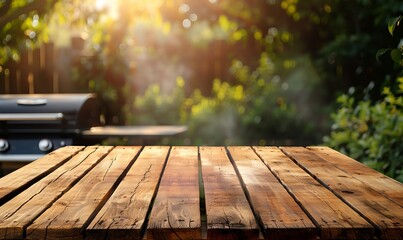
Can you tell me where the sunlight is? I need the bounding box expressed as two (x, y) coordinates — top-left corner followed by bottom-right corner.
(93, 0), (118, 19)
(94, 0), (108, 10)
(90, 0), (199, 32)
(93, 0), (164, 18)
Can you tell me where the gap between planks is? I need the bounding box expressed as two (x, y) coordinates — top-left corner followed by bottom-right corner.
(281, 147), (403, 240)
(85, 146), (172, 240)
(25, 146), (143, 240)
(226, 146), (317, 240)
(254, 146), (374, 240)
(2, 146), (399, 240)
(0, 146), (85, 206)
(200, 147), (259, 239)
(147, 146), (201, 239)
(0, 146), (112, 240)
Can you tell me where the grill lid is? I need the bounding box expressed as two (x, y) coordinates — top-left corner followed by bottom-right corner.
(0, 94), (102, 134)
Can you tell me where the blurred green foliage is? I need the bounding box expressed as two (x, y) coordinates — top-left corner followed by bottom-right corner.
(0, 0), (53, 64)
(133, 53), (322, 145)
(324, 78), (403, 181)
(131, 77), (186, 126)
(325, 17), (403, 181)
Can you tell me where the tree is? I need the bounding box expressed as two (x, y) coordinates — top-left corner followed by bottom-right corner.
(0, 0), (58, 64)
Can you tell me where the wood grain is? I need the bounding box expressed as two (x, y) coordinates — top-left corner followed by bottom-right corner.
(200, 146), (259, 239)
(254, 146), (374, 240)
(228, 146), (316, 240)
(0, 146), (84, 205)
(307, 146), (403, 206)
(86, 146), (170, 240)
(147, 146), (200, 240)
(282, 147), (403, 240)
(0, 146), (112, 239)
(0, 145), (401, 240)
(25, 146), (142, 240)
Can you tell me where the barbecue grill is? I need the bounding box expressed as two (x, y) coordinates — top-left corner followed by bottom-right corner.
(0, 94), (187, 162)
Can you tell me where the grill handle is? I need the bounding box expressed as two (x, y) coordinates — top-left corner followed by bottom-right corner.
(0, 113), (64, 121)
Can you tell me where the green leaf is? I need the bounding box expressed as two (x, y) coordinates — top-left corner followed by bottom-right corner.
(376, 48), (390, 62)
(390, 49), (402, 64)
(388, 16), (401, 36)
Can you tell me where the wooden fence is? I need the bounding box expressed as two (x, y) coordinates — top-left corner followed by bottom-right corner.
(0, 37), (262, 95)
(0, 41), (83, 94)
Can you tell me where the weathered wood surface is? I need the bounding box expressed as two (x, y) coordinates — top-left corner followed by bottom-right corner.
(147, 146), (201, 240)
(282, 147), (403, 240)
(0, 146), (402, 240)
(87, 146), (170, 240)
(200, 147), (259, 239)
(307, 146), (403, 206)
(0, 146), (84, 204)
(26, 146), (142, 240)
(254, 147), (374, 239)
(228, 146), (316, 240)
(0, 146), (112, 239)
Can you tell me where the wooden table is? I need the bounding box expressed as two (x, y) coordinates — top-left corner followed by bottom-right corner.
(0, 146), (402, 240)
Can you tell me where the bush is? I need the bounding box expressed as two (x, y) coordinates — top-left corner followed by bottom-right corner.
(131, 53), (324, 146)
(130, 77), (186, 125)
(324, 78), (403, 182)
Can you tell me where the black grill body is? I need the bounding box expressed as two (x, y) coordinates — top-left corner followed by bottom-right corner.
(0, 94), (102, 161)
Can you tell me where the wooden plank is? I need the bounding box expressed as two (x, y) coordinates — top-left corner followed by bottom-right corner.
(227, 146), (317, 240)
(43, 43), (55, 93)
(307, 146), (403, 206)
(26, 146), (142, 240)
(282, 147), (403, 240)
(0, 67), (5, 94)
(19, 51), (30, 93)
(32, 48), (42, 93)
(7, 61), (18, 94)
(200, 146), (259, 239)
(0, 146), (84, 205)
(0, 146), (112, 239)
(147, 146), (200, 240)
(254, 146), (374, 239)
(55, 48), (73, 93)
(86, 146), (170, 240)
